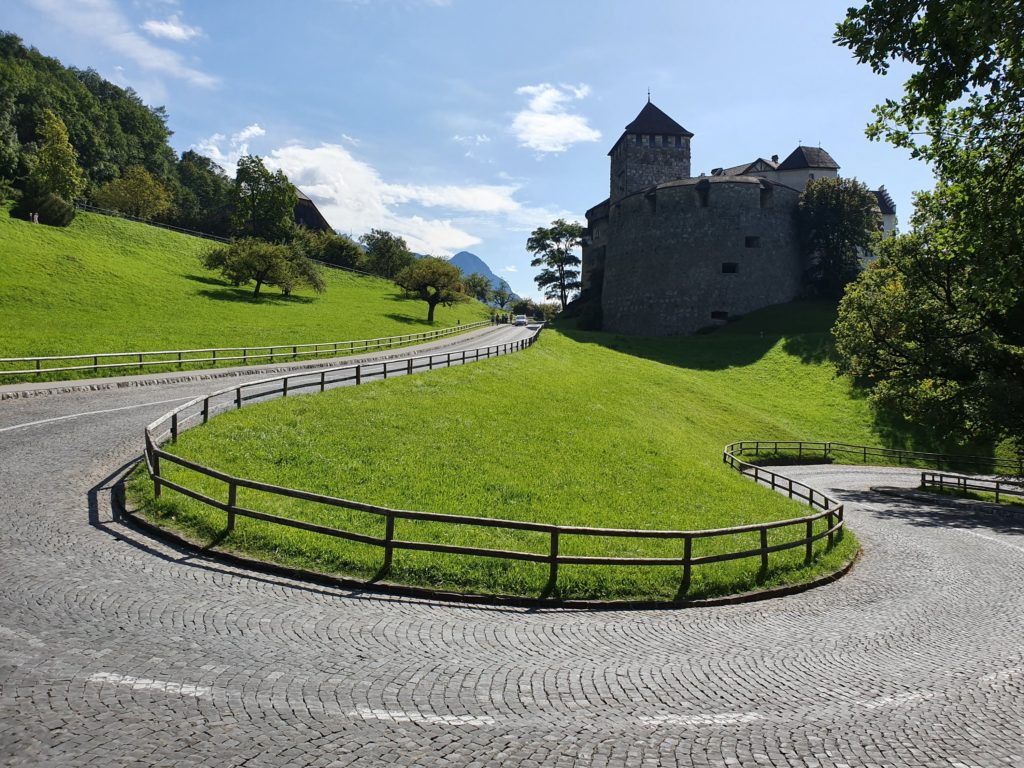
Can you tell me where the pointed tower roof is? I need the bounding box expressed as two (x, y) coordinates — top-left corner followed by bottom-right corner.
(777, 146), (839, 171)
(624, 101), (694, 137)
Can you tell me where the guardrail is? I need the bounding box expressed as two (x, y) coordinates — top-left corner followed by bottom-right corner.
(920, 471), (1024, 504)
(140, 343), (848, 599)
(0, 320), (492, 377)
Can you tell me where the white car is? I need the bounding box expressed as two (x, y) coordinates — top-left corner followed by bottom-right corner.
(513, 314), (528, 326)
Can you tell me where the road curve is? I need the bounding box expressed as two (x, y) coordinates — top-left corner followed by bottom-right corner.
(2, 331), (1023, 767)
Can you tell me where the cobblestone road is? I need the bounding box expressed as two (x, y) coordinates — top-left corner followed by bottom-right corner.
(1, 326), (1022, 766)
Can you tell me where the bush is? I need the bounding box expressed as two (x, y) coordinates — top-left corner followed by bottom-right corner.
(12, 191), (75, 226)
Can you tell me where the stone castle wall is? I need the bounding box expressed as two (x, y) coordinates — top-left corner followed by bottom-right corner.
(601, 177), (803, 336)
(610, 135), (691, 203)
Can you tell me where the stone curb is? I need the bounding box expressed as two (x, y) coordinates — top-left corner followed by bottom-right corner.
(0, 327), (500, 401)
(117, 472), (860, 612)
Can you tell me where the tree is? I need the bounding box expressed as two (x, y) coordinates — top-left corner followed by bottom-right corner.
(797, 177), (880, 298)
(202, 238), (325, 299)
(833, 1), (1024, 453)
(491, 285), (512, 309)
(91, 165), (171, 219)
(361, 228), (415, 278)
(231, 155), (297, 242)
(27, 109), (85, 201)
(527, 218), (583, 310)
(462, 272), (492, 303)
(174, 150), (233, 235)
(394, 256), (467, 322)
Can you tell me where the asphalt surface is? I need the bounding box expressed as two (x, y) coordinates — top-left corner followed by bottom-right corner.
(1, 325), (1023, 767)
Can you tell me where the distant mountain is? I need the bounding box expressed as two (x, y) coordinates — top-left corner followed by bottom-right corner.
(447, 251), (519, 299)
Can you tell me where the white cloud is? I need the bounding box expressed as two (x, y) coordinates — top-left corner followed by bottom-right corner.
(453, 134), (491, 146)
(26, 0), (217, 88)
(502, 265), (517, 273)
(192, 124), (266, 171)
(512, 83), (601, 153)
(142, 14), (201, 41)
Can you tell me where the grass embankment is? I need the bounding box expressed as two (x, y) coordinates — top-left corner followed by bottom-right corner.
(0, 209), (490, 379)
(129, 302), (877, 602)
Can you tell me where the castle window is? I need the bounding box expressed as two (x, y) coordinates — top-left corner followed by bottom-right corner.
(711, 311), (729, 320)
(722, 262), (738, 274)
(745, 236), (761, 248)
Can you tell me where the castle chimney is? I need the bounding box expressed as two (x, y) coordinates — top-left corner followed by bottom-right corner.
(771, 154), (779, 163)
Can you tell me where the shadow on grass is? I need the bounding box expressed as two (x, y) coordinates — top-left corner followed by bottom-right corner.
(383, 312), (436, 327)
(197, 287), (317, 305)
(556, 299), (841, 372)
(183, 272), (229, 287)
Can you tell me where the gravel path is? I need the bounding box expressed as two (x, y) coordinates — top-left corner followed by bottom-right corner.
(1, 331), (1022, 767)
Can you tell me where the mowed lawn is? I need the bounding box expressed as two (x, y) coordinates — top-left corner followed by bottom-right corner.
(130, 303), (877, 601)
(0, 209), (490, 374)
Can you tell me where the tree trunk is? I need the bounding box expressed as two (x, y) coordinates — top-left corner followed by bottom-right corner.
(252, 279), (263, 298)
(427, 299), (437, 322)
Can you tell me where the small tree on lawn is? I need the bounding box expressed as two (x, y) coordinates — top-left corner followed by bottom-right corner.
(462, 272), (492, 302)
(395, 256), (467, 322)
(203, 238), (325, 299)
(797, 177), (880, 299)
(528, 218), (583, 310)
(491, 285), (512, 310)
(361, 228), (415, 278)
(92, 165), (172, 219)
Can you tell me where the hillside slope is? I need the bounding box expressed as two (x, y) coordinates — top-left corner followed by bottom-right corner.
(0, 210), (491, 359)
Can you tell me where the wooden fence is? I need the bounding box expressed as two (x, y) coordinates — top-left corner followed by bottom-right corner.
(920, 471), (1024, 504)
(141, 337), (847, 598)
(0, 320), (492, 377)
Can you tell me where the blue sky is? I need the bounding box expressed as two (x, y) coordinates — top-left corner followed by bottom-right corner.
(4, 0), (933, 300)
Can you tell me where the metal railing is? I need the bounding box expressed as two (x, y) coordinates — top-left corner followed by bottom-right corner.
(0, 320), (492, 377)
(920, 471), (1024, 504)
(140, 345), (846, 599)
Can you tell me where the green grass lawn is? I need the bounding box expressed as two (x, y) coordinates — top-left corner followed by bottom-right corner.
(128, 302), (885, 602)
(0, 208), (490, 378)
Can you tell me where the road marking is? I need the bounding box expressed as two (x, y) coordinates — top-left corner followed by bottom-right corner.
(347, 707), (496, 726)
(87, 671), (212, 698)
(638, 712), (762, 727)
(0, 397), (190, 433)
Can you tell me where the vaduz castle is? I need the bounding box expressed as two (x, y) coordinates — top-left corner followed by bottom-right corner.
(581, 101), (895, 336)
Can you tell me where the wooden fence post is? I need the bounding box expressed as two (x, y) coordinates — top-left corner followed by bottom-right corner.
(383, 512), (395, 572)
(760, 528), (768, 572)
(682, 535), (692, 593)
(202, 397), (209, 424)
(152, 452), (161, 498)
(171, 413), (178, 442)
(236, 387), (242, 409)
(321, 371), (326, 392)
(356, 365), (362, 385)
(549, 530), (560, 589)
(805, 520), (814, 563)
(227, 481), (236, 532)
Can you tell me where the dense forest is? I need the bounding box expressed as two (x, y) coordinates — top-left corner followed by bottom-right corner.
(0, 31), (232, 234)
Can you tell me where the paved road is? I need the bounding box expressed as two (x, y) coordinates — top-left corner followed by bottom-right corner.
(1, 329), (1023, 767)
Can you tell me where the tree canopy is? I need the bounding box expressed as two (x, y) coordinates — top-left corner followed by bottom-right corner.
(28, 109), (85, 202)
(527, 218), (583, 311)
(395, 257), (467, 322)
(231, 155), (297, 243)
(797, 177), (880, 299)
(202, 239), (325, 299)
(361, 229), (415, 278)
(92, 165), (171, 219)
(462, 272), (493, 303)
(833, 1), (1024, 453)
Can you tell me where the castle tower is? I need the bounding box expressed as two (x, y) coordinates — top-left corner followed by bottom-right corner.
(608, 101), (693, 203)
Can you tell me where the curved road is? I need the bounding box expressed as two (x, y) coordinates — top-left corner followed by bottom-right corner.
(1, 326), (1023, 767)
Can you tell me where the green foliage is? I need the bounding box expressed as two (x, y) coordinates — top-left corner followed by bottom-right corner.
(490, 285), (512, 309)
(34, 192), (75, 226)
(394, 256), (468, 322)
(27, 109), (85, 202)
(462, 272), (492, 302)
(360, 228), (415, 278)
(291, 227), (366, 270)
(231, 155), (297, 242)
(171, 150), (233, 235)
(91, 165), (171, 219)
(797, 177), (880, 298)
(0, 209), (489, 375)
(834, 1), (1024, 455)
(129, 305), (871, 601)
(203, 238), (325, 299)
(527, 218), (583, 310)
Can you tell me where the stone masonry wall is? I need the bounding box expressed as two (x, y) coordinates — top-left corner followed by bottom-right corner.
(610, 135), (691, 203)
(601, 177), (803, 336)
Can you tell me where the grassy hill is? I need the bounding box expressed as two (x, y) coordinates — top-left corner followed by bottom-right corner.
(0, 209), (491, 371)
(130, 302), (895, 602)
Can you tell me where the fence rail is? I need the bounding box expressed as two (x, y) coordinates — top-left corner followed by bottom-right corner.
(733, 439), (1023, 476)
(140, 337), (852, 598)
(0, 320), (492, 377)
(920, 471), (1024, 504)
